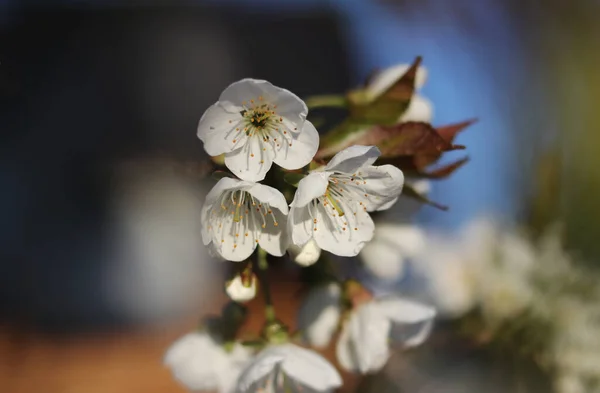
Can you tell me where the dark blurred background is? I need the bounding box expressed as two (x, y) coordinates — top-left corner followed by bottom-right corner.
(1, 1), (599, 392)
(0, 2), (351, 331)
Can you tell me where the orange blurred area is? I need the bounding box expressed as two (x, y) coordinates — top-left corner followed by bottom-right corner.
(0, 268), (360, 393)
(0, 326), (188, 393)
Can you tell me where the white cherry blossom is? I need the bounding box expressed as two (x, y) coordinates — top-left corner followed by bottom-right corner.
(289, 145), (404, 257)
(164, 331), (252, 393)
(297, 282), (342, 348)
(201, 177), (288, 262)
(236, 343), (342, 393)
(197, 78), (320, 182)
(336, 296), (435, 374)
(365, 63), (433, 122)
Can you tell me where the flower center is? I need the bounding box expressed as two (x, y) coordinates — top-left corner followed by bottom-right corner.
(307, 172), (378, 235)
(229, 96), (297, 160)
(208, 189), (279, 249)
(241, 106), (273, 131)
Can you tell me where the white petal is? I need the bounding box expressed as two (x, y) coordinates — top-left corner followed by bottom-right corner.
(400, 94), (433, 123)
(204, 177), (247, 207)
(278, 344), (343, 391)
(225, 275), (257, 303)
(336, 303), (391, 374)
(290, 172), (330, 208)
(366, 64), (428, 100)
(198, 102), (247, 157)
(289, 205), (314, 248)
(220, 79), (308, 128)
(354, 164), (404, 212)
(324, 145), (381, 174)
(360, 240), (406, 280)
(225, 144), (274, 182)
(200, 202), (213, 246)
(274, 119), (319, 170)
(335, 320), (355, 372)
(212, 211), (257, 262)
(237, 344), (341, 392)
(258, 209), (288, 257)
(236, 349), (285, 391)
(288, 239), (321, 266)
(314, 202), (375, 257)
(163, 332), (222, 391)
(370, 223), (426, 257)
(375, 297), (436, 347)
(376, 297), (436, 324)
(297, 283), (342, 348)
(216, 344), (253, 393)
(246, 183), (289, 215)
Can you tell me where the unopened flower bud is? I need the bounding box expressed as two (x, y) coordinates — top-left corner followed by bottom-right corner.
(225, 270), (257, 303)
(288, 239), (322, 266)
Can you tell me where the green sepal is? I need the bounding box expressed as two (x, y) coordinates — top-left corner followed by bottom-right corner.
(212, 170), (235, 181)
(240, 339), (266, 349)
(283, 172), (306, 187)
(210, 153), (225, 166)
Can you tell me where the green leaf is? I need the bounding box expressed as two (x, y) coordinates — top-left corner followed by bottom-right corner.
(315, 119), (369, 159)
(420, 157), (470, 179)
(436, 118), (478, 143)
(315, 57), (424, 159)
(305, 94), (348, 109)
(348, 56), (422, 125)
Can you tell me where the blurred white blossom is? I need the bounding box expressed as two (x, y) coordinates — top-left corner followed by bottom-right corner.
(336, 296), (435, 374)
(360, 222), (426, 280)
(413, 235), (479, 318)
(297, 282), (342, 348)
(236, 343), (342, 393)
(415, 216), (600, 392)
(164, 331), (252, 393)
(106, 162), (216, 323)
(415, 216), (537, 321)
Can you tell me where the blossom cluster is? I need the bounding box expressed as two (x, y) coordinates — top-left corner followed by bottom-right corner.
(406, 217), (600, 393)
(198, 79), (405, 263)
(163, 60), (468, 393)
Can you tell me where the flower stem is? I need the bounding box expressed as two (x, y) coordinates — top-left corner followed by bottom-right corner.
(305, 94), (348, 109)
(256, 246), (276, 323)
